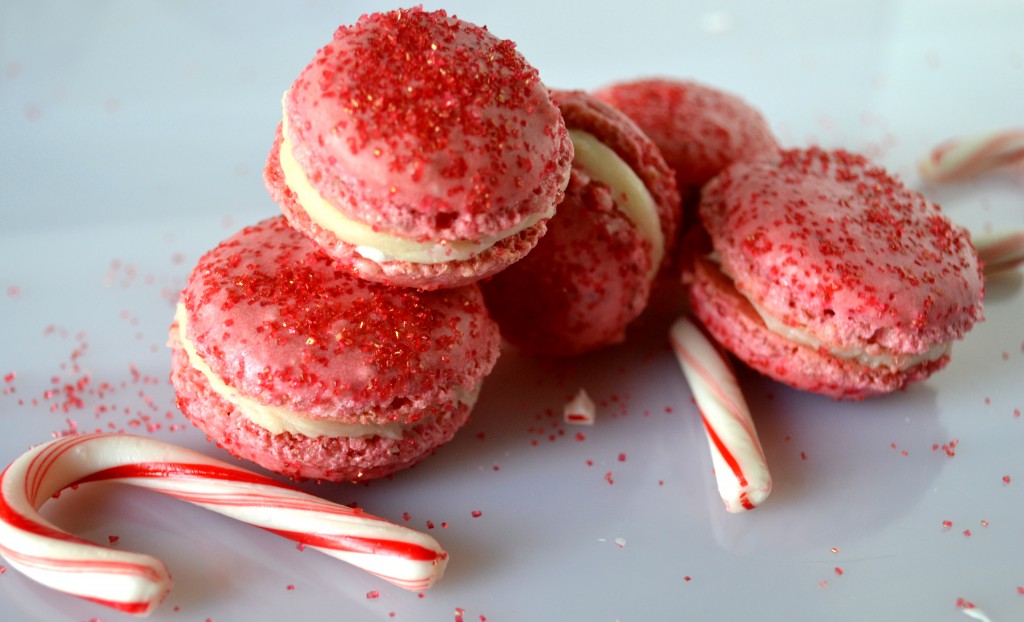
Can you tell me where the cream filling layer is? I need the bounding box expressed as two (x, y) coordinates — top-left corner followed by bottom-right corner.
(279, 102), (553, 265)
(175, 305), (479, 440)
(568, 129), (664, 277)
(706, 258), (951, 370)
(751, 301), (951, 370)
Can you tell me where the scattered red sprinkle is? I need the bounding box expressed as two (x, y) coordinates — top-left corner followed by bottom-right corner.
(0, 566), (6, 574)
(287, 584), (295, 591)
(3, 372), (14, 384)
(834, 567), (844, 576)
(471, 510), (482, 518)
(604, 471), (614, 485)
(1003, 475), (1012, 485)
(426, 521), (435, 530)
(575, 432), (586, 442)
(402, 512), (411, 521)
(800, 451), (808, 461)
(617, 453), (627, 462)
(980, 520), (989, 527)
(107, 535), (120, 544)
(366, 590), (380, 600)
(955, 597), (975, 609)
(1017, 586), (1024, 595)
(942, 520), (953, 529)
(454, 608), (465, 622)
(585, 459), (593, 467)
(683, 576), (692, 582)
(441, 522), (449, 529)
(963, 529), (972, 537)
(295, 542), (306, 551)
(831, 547), (840, 554)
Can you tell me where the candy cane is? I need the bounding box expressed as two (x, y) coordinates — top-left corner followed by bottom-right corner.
(0, 434), (448, 616)
(973, 230), (1024, 276)
(918, 129), (1024, 184)
(669, 316), (772, 512)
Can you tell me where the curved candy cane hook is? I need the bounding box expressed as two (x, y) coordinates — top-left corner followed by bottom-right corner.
(0, 433), (448, 616)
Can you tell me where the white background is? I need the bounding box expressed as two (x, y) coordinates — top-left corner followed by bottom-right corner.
(2, 1), (1023, 621)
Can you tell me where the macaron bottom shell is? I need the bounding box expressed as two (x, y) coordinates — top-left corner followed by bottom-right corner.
(169, 325), (475, 482)
(686, 257), (951, 400)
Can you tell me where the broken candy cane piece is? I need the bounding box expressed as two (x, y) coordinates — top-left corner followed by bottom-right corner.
(918, 129), (1024, 183)
(564, 388), (596, 425)
(972, 230), (1024, 276)
(669, 316), (772, 512)
(0, 433), (448, 616)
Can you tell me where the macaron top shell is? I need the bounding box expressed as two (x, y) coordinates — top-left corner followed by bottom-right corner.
(180, 217), (500, 424)
(594, 77), (777, 189)
(284, 7), (572, 242)
(700, 147), (984, 356)
(553, 89), (681, 268)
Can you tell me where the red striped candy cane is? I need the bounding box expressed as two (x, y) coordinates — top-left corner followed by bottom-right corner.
(0, 434), (448, 616)
(669, 316), (772, 512)
(918, 129), (1024, 183)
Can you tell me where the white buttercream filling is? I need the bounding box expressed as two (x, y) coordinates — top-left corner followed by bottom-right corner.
(751, 300), (950, 369)
(278, 99), (553, 265)
(705, 258), (951, 370)
(175, 305), (479, 440)
(568, 129), (664, 276)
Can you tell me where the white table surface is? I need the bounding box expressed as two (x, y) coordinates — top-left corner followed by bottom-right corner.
(2, 1), (1023, 620)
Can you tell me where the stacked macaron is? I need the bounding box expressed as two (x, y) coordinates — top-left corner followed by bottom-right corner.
(481, 90), (681, 356)
(170, 7), (573, 481)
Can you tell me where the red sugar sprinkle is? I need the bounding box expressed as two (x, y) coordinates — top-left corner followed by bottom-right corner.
(287, 584), (295, 591)
(980, 520), (989, 527)
(955, 597), (975, 609)
(963, 529), (972, 537)
(471, 510), (483, 518)
(454, 608), (465, 622)
(367, 590), (380, 600)
(402, 512), (412, 522)
(800, 451), (808, 461)
(3, 372), (14, 383)
(1002, 475), (1012, 485)
(295, 542), (306, 551)
(604, 471), (614, 485)
(107, 535), (120, 544)
(426, 521), (435, 529)
(834, 567), (844, 576)
(575, 432), (586, 442)
(1017, 586), (1024, 595)
(585, 459), (594, 467)
(942, 520), (954, 529)
(683, 576), (692, 582)
(617, 452), (627, 462)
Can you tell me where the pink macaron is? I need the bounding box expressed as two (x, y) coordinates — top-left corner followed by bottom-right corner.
(169, 216), (501, 481)
(480, 89), (681, 356)
(683, 147), (984, 399)
(594, 77), (777, 220)
(264, 7), (573, 290)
